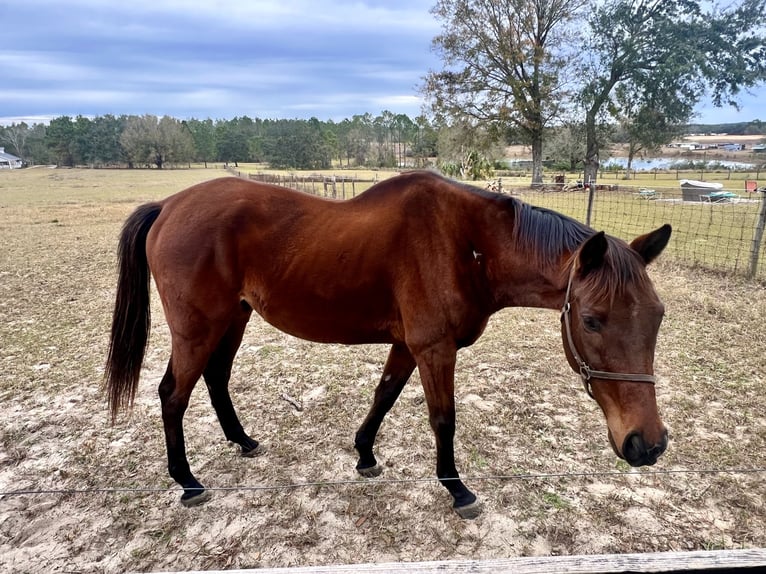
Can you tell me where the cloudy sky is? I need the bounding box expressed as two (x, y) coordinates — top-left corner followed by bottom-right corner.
(1, 0), (764, 126)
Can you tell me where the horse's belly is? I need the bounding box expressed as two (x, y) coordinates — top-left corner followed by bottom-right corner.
(244, 289), (399, 345)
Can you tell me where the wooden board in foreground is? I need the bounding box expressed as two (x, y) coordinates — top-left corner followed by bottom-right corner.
(152, 548), (766, 574)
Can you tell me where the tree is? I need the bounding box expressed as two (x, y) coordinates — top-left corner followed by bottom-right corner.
(46, 116), (76, 166)
(580, 0), (766, 184)
(89, 115), (126, 166)
(543, 119), (587, 172)
(215, 118), (251, 166)
(424, 0), (586, 184)
(347, 114), (375, 166)
(613, 82), (690, 175)
(184, 118), (217, 167)
(0, 122), (30, 162)
(25, 123), (51, 165)
(120, 115), (193, 168)
(121, 115), (155, 167)
(373, 110), (396, 167)
(436, 119), (501, 179)
(412, 115), (439, 167)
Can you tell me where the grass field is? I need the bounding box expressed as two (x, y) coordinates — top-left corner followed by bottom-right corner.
(1, 167), (765, 572)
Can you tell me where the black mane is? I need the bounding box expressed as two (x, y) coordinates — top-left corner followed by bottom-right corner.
(469, 184), (651, 300)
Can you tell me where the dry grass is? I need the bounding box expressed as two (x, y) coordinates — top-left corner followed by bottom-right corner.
(1, 168), (765, 572)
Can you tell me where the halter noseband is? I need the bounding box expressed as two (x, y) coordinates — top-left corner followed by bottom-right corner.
(560, 263), (656, 399)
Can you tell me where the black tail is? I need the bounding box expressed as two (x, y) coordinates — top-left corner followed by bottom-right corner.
(104, 202), (163, 421)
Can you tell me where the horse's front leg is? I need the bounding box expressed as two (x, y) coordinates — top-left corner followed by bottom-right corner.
(355, 343), (416, 476)
(415, 343), (481, 519)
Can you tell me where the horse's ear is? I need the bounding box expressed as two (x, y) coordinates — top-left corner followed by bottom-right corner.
(630, 224), (672, 265)
(578, 231), (608, 276)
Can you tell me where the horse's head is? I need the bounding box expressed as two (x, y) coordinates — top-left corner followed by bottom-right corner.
(561, 224), (672, 467)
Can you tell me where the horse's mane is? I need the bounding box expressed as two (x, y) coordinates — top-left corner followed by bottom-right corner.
(468, 185), (652, 303)
(380, 173), (653, 303)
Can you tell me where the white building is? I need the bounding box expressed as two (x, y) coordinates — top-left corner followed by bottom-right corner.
(0, 147), (23, 169)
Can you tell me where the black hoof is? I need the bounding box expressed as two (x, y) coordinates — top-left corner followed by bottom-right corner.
(356, 464), (383, 478)
(180, 488), (213, 507)
(241, 443), (266, 458)
(453, 499), (482, 519)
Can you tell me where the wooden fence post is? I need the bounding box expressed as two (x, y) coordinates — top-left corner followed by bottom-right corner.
(748, 191), (766, 278)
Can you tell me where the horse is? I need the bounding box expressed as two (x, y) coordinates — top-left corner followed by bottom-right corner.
(105, 170), (671, 519)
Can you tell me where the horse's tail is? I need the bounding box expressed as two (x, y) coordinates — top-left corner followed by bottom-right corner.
(104, 202), (163, 422)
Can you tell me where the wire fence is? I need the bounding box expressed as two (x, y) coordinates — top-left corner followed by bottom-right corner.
(3, 466), (766, 499)
(506, 182), (766, 281)
(237, 170), (379, 200)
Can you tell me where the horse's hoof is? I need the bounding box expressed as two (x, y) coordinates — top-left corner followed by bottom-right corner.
(180, 489), (213, 507)
(356, 464), (383, 478)
(241, 443), (266, 458)
(454, 500), (483, 519)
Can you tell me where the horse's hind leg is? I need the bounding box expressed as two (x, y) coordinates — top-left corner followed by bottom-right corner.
(354, 343), (416, 477)
(158, 349), (211, 507)
(203, 307), (262, 457)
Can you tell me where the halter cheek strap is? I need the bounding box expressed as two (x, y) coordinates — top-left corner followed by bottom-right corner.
(560, 264), (656, 399)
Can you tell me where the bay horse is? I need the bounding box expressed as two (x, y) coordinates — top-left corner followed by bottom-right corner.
(105, 170), (671, 519)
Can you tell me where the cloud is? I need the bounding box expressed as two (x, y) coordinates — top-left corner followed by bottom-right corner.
(1, 1), (439, 122)
(2, 1), (763, 125)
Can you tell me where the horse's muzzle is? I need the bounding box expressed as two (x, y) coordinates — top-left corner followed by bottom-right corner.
(621, 430), (669, 467)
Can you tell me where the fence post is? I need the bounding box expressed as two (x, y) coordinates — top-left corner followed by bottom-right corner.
(748, 191), (766, 278)
(585, 181), (596, 227)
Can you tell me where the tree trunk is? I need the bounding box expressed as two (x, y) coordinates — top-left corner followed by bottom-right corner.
(531, 135), (544, 187)
(584, 109), (600, 185)
(625, 143), (636, 179)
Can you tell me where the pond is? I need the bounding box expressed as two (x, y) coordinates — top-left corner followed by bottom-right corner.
(601, 157), (757, 171)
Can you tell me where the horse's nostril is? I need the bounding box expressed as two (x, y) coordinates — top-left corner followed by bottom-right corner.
(623, 431), (667, 466)
(622, 432), (646, 467)
(648, 433), (668, 458)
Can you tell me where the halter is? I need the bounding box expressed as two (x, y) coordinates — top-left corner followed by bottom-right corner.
(560, 263), (656, 399)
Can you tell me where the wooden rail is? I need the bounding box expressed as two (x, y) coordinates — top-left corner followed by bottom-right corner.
(151, 548), (766, 574)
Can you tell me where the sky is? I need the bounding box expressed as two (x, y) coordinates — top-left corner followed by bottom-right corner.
(1, 0), (764, 127)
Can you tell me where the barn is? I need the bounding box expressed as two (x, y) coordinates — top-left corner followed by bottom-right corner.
(0, 147), (22, 169)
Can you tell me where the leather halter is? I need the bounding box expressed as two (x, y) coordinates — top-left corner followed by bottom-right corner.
(560, 263), (657, 399)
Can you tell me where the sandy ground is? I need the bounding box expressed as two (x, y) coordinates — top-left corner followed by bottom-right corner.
(1, 171), (765, 573)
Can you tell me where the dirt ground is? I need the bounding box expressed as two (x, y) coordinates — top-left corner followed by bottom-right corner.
(1, 169), (765, 573)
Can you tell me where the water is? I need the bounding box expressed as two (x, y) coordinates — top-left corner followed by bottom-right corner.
(601, 157), (756, 171)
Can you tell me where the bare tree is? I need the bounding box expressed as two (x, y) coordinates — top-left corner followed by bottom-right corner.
(0, 123), (30, 161)
(423, 0), (587, 185)
(120, 115), (193, 169)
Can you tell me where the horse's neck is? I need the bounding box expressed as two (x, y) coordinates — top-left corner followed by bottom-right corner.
(467, 191), (577, 312)
(483, 225), (570, 311)
(492, 257), (568, 310)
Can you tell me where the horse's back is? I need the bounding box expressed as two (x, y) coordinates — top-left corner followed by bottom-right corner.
(144, 173), (494, 346)
(145, 177), (406, 343)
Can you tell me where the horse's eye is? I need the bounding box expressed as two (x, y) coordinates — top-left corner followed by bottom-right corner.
(582, 316), (601, 332)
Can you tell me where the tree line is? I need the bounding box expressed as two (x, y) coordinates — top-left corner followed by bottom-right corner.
(2, 110), (765, 177)
(0, 112), (441, 171)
